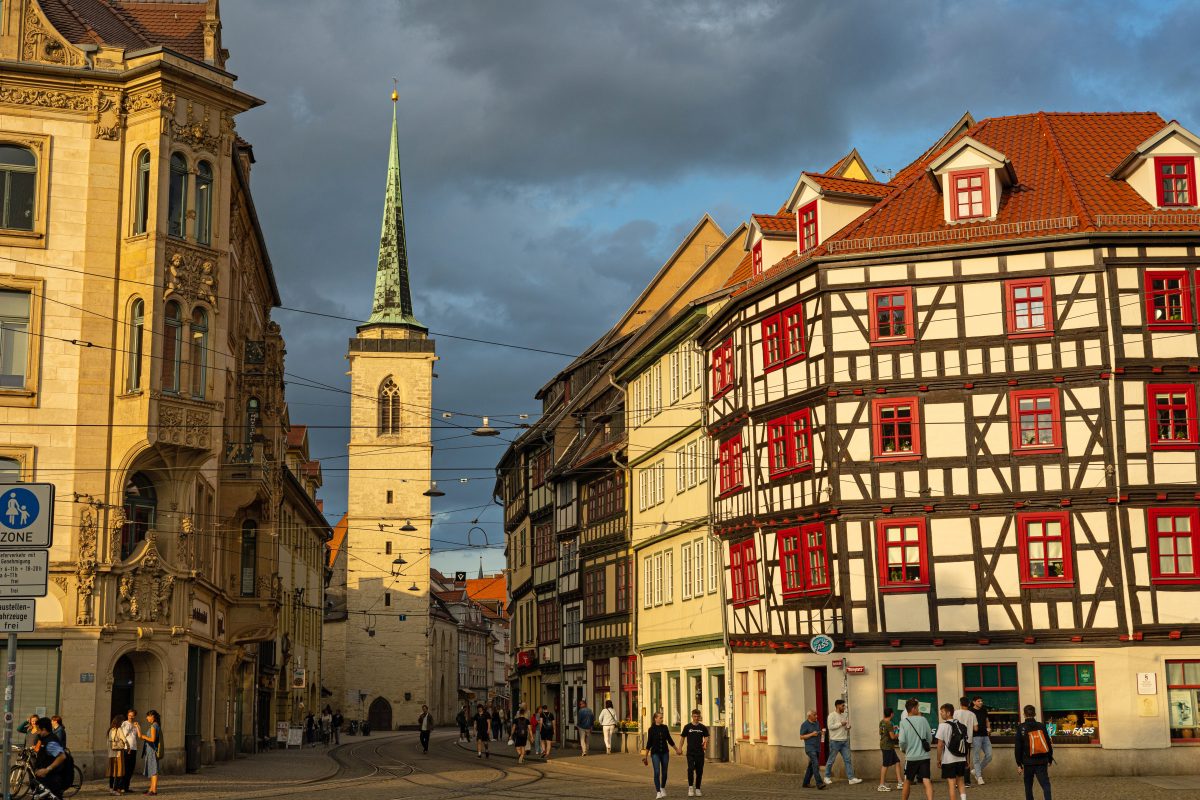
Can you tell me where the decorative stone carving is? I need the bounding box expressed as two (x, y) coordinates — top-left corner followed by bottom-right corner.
(76, 507), (99, 624)
(117, 533), (175, 623)
(164, 245), (218, 308)
(51, 575), (68, 591)
(170, 102), (222, 154)
(155, 401), (211, 449)
(22, 4), (83, 67)
(0, 85), (92, 113)
(126, 89), (176, 116)
(177, 516), (195, 571)
(93, 89), (124, 141)
(108, 506), (126, 563)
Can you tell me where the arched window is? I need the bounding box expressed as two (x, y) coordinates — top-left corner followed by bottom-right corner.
(240, 520), (257, 596)
(167, 153), (188, 238)
(161, 300), (182, 392)
(133, 150), (151, 235)
(121, 472), (156, 559)
(0, 145), (36, 231)
(190, 307), (208, 398)
(246, 397), (260, 443)
(127, 298), (144, 392)
(0, 456), (20, 482)
(194, 161), (213, 245)
(379, 378), (400, 435)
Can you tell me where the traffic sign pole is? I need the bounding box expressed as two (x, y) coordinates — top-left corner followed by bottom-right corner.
(3, 630), (14, 800)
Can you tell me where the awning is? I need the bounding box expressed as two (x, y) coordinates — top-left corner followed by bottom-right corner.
(457, 689), (476, 700)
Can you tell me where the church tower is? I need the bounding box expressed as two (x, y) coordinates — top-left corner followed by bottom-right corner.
(330, 92), (437, 729)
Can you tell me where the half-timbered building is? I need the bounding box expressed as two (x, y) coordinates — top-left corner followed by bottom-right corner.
(697, 112), (1200, 774)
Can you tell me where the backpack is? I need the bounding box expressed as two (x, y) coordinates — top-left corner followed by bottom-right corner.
(1025, 724), (1051, 757)
(513, 717), (529, 735)
(946, 720), (969, 758)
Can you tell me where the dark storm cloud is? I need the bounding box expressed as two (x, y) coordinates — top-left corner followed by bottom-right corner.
(218, 0), (1200, 563)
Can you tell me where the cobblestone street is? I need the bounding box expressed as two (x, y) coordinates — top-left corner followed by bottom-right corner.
(89, 731), (1200, 800)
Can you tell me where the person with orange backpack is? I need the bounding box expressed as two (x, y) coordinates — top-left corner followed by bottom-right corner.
(1014, 705), (1054, 800)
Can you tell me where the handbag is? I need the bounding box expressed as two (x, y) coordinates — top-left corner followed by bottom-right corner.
(640, 748), (649, 758)
(904, 717), (931, 753)
(507, 737), (514, 746)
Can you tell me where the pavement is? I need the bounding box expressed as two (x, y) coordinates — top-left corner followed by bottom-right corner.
(84, 730), (1200, 799)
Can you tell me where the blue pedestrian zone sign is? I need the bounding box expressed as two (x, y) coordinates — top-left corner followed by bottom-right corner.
(810, 634), (836, 654)
(0, 483), (53, 548)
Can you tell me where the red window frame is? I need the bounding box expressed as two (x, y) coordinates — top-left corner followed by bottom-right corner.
(1144, 270), (1193, 330)
(751, 240), (764, 276)
(761, 302), (805, 371)
(1009, 389), (1063, 455)
(868, 287), (915, 345)
(766, 408), (813, 478)
(1017, 512), (1075, 588)
(872, 397), (921, 461)
(1155, 156), (1197, 207)
(1148, 508), (1200, 584)
(950, 169), (990, 221)
(711, 337), (734, 399)
(778, 523), (830, 598)
(1147, 384), (1199, 449)
(718, 433), (744, 495)
(738, 672), (750, 739)
(620, 655), (638, 722)
(876, 518), (929, 592)
(729, 537), (760, 607)
(1005, 278), (1054, 337)
(797, 200), (818, 252)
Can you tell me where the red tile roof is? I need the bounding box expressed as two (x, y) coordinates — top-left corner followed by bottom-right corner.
(805, 173), (893, 200)
(466, 576), (506, 604)
(752, 213), (796, 234)
(326, 514), (348, 569)
(37, 0), (208, 61)
(725, 250), (754, 287)
(286, 425), (308, 448)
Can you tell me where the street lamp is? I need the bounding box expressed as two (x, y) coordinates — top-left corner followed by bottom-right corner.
(473, 416), (500, 437)
(423, 482), (444, 497)
(400, 520), (417, 532)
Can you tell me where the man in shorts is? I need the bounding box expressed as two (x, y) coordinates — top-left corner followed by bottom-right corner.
(879, 707), (903, 791)
(952, 698), (978, 788)
(897, 699), (933, 800)
(935, 704), (968, 800)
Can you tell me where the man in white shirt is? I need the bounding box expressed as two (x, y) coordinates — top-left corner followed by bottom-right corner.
(824, 698), (863, 785)
(935, 704), (968, 800)
(952, 697), (978, 788)
(119, 708), (140, 793)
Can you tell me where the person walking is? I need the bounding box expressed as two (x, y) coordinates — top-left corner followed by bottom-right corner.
(511, 707), (531, 764)
(879, 707), (903, 792)
(139, 710), (163, 796)
(800, 709), (826, 790)
(680, 708), (709, 797)
(456, 705), (470, 742)
(952, 698), (977, 788)
(598, 699), (619, 754)
(31, 717), (71, 800)
(332, 709), (344, 746)
(576, 699), (594, 756)
(934, 704), (969, 800)
(1014, 705), (1054, 800)
(417, 706), (433, 754)
(969, 697), (991, 785)
(107, 715), (127, 796)
(490, 703), (504, 745)
(538, 704), (556, 761)
(119, 710), (139, 794)
(642, 710), (677, 800)
(303, 712), (315, 748)
(530, 705), (542, 755)
(825, 698), (862, 785)
(474, 703), (491, 758)
(898, 699), (933, 800)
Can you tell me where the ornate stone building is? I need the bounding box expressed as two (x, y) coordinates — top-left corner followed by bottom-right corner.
(321, 94), (439, 731)
(1, 0), (325, 773)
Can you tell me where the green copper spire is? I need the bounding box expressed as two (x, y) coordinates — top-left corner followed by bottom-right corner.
(362, 93), (425, 331)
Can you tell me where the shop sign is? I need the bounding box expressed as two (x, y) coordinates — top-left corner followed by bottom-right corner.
(845, 665), (866, 675)
(190, 598), (211, 636)
(809, 634), (835, 654)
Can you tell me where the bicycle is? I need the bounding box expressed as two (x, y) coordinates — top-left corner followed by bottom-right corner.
(7, 746), (83, 799)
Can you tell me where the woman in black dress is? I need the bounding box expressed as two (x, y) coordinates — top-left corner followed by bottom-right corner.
(473, 703), (491, 758)
(511, 706), (530, 764)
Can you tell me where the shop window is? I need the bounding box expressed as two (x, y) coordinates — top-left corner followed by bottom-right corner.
(729, 538), (760, 607)
(1145, 270), (1193, 329)
(872, 398), (921, 460)
(1010, 389), (1063, 454)
(883, 664), (937, 729)
(1167, 660), (1200, 742)
(1148, 508), (1200, 583)
(963, 663), (1020, 741)
(1148, 385), (1199, 449)
(1018, 512), (1074, 587)
(756, 670), (768, 740)
(877, 518), (928, 592)
(738, 672), (749, 739)
(1156, 156), (1196, 207)
(709, 668), (726, 724)
(1006, 278), (1053, 336)
(868, 288), (915, 345)
(1038, 662), (1099, 743)
(778, 523), (830, 597)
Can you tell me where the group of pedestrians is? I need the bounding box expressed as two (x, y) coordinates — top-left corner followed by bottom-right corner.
(508, 703), (555, 763)
(303, 707), (343, 747)
(16, 714), (73, 800)
(104, 708), (163, 796)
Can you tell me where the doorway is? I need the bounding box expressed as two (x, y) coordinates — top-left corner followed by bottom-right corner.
(813, 667), (829, 765)
(368, 697), (393, 731)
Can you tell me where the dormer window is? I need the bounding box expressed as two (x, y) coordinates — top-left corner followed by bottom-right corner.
(1156, 156), (1196, 207)
(751, 240), (763, 276)
(951, 170), (989, 221)
(797, 201), (818, 251)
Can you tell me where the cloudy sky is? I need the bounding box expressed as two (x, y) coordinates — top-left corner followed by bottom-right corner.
(219, 0), (1193, 575)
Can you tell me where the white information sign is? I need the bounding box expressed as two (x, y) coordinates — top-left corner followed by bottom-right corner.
(0, 551), (48, 597)
(0, 484), (54, 548)
(0, 599), (35, 632)
(1136, 672), (1158, 696)
(287, 726), (304, 748)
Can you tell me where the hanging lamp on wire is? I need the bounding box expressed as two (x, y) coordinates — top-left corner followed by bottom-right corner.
(423, 481), (445, 497)
(400, 520), (417, 532)
(473, 416), (500, 437)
